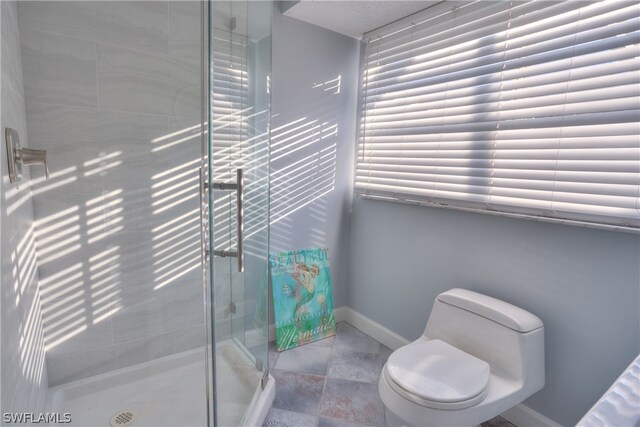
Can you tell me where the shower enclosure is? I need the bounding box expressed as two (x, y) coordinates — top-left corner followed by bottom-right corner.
(208, 1), (273, 425)
(0, 1), (272, 426)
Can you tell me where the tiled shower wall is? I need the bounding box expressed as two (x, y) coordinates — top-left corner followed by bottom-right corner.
(0, 0), (49, 415)
(17, 1), (206, 386)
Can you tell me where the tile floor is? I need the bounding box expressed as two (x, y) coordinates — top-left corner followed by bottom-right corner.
(263, 322), (516, 427)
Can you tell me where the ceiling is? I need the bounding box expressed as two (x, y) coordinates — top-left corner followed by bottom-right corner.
(283, 1), (440, 39)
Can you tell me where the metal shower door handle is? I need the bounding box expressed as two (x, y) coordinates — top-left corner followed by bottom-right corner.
(235, 168), (244, 273)
(210, 168), (244, 272)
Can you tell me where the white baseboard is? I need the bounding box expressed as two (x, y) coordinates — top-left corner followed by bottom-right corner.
(501, 403), (562, 427)
(334, 306), (348, 323)
(338, 307), (410, 350)
(269, 306), (408, 350)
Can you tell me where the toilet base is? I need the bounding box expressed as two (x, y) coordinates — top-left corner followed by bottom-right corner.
(384, 406), (482, 427)
(380, 369), (518, 427)
(384, 407), (405, 427)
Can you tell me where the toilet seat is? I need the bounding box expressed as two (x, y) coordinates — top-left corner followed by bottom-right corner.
(384, 339), (490, 410)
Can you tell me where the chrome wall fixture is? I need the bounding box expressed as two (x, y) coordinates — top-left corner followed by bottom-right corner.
(5, 127), (49, 183)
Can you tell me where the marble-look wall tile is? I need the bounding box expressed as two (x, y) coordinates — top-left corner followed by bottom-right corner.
(169, 2), (202, 62)
(214, 258), (233, 321)
(1, 2), (49, 415)
(117, 331), (176, 368)
(20, 29), (98, 108)
(1, 83), (28, 158)
(216, 318), (232, 342)
(97, 43), (199, 117)
(1, 1), (24, 94)
(166, 115), (201, 215)
(42, 306), (114, 358)
(24, 101), (171, 165)
(17, 1), (169, 55)
(46, 343), (121, 386)
(25, 103), (172, 217)
(173, 324), (207, 352)
(109, 276), (205, 345)
(0, 280), (21, 410)
(18, 1), (205, 385)
(111, 286), (167, 344)
(163, 279), (207, 331)
(46, 331), (175, 386)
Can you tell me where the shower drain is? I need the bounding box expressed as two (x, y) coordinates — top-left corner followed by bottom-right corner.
(109, 410), (137, 427)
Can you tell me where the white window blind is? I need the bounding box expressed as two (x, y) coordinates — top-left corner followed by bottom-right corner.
(356, 0), (640, 231)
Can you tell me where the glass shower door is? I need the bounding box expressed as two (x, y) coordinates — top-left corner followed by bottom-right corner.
(208, 1), (271, 425)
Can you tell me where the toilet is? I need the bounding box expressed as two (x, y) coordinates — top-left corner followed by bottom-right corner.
(379, 288), (545, 427)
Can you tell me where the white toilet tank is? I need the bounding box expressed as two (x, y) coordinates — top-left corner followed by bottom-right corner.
(424, 289), (545, 391)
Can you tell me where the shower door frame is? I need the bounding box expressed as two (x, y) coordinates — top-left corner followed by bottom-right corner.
(199, 2), (217, 426)
(200, 1), (273, 426)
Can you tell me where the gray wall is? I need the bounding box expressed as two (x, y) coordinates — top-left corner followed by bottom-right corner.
(349, 197), (640, 426)
(0, 0), (49, 415)
(17, 1), (205, 386)
(270, 6), (360, 314)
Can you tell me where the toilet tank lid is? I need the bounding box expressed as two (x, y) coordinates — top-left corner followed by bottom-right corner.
(437, 289), (543, 333)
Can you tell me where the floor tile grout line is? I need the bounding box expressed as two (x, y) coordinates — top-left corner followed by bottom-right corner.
(325, 375), (380, 386)
(316, 341), (334, 424)
(270, 367), (327, 381)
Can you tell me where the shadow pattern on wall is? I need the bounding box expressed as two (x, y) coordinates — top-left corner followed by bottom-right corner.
(270, 76), (340, 251)
(18, 1), (205, 386)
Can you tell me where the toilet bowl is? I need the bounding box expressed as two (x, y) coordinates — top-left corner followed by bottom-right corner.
(379, 288), (545, 427)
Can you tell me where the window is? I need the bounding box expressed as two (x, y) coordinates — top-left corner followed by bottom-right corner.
(356, 1), (640, 231)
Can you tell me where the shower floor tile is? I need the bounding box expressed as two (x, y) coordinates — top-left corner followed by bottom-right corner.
(263, 322), (518, 427)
